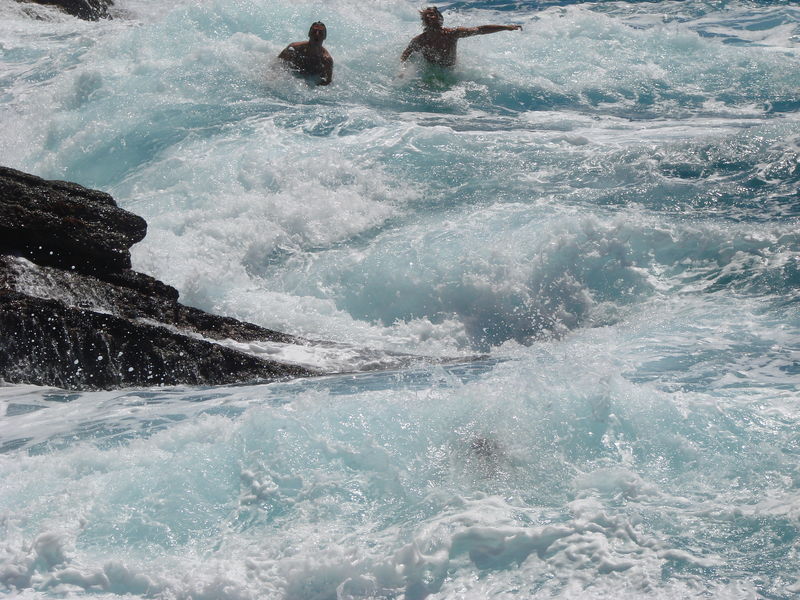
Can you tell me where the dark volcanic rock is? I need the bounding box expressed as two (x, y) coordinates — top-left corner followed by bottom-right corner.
(0, 292), (309, 389)
(20, 0), (113, 20)
(0, 166), (316, 390)
(0, 166), (146, 276)
(1, 255), (299, 345)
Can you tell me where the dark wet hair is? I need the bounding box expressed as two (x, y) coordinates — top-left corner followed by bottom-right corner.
(309, 21), (327, 40)
(420, 6), (443, 23)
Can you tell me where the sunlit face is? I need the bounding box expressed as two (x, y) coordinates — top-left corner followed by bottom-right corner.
(420, 8), (443, 28)
(308, 23), (327, 42)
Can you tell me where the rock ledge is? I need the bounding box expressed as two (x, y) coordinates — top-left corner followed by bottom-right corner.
(19, 0), (113, 21)
(0, 166), (315, 390)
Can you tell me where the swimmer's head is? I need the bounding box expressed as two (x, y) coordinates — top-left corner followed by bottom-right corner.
(420, 7), (443, 28)
(308, 22), (327, 41)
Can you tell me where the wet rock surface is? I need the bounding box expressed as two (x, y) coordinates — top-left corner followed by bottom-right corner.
(18, 0), (113, 21)
(0, 166), (315, 390)
(0, 166), (145, 275)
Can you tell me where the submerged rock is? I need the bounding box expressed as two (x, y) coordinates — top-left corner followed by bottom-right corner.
(0, 166), (315, 390)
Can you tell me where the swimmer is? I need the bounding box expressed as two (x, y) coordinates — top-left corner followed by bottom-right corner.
(401, 6), (521, 68)
(278, 22), (333, 86)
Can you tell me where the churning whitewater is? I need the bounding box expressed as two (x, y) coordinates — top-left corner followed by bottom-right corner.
(1, 0), (799, 598)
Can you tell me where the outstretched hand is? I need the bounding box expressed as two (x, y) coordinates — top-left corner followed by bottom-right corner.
(509, 24), (522, 31)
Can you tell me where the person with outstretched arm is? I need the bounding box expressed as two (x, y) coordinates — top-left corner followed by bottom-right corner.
(401, 6), (521, 67)
(278, 22), (333, 86)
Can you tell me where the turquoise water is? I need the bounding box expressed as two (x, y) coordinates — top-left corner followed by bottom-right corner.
(1, 0), (799, 597)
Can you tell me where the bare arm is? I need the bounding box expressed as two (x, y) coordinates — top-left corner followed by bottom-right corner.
(319, 51), (333, 85)
(401, 36), (421, 61)
(454, 24), (521, 38)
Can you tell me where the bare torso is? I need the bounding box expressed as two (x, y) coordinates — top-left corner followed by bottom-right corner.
(278, 42), (334, 84)
(401, 23), (521, 68)
(407, 29), (462, 67)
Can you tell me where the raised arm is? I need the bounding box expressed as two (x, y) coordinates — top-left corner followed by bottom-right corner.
(454, 24), (521, 38)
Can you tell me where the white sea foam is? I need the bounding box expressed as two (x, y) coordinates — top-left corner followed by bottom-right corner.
(3, 341), (795, 598)
(2, 0), (800, 597)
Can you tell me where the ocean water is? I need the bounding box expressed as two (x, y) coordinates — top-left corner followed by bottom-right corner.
(1, 0), (799, 597)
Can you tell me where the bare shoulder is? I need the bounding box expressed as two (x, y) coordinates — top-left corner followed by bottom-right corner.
(279, 42), (300, 59)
